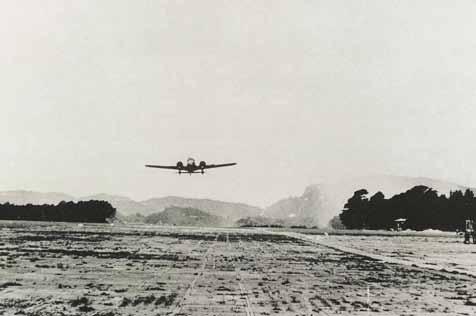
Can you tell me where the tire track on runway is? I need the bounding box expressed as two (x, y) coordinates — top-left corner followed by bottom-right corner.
(233, 234), (256, 316)
(168, 233), (219, 316)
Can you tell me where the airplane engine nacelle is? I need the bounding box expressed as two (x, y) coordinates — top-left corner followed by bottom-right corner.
(176, 161), (184, 169)
(199, 161), (206, 168)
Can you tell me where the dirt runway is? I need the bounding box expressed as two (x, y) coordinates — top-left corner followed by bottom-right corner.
(1, 222), (475, 315)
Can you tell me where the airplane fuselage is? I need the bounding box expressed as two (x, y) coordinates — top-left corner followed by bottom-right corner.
(179, 158), (204, 174)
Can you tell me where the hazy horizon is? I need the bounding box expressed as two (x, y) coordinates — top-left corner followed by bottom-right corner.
(0, 172), (471, 207)
(2, 1), (476, 207)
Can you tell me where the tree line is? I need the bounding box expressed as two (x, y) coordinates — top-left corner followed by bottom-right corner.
(339, 185), (476, 231)
(0, 200), (116, 223)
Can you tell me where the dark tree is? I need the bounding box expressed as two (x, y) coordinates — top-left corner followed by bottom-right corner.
(338, 186), (476, 231)
(339, 189), (369, 229)
(0, 200), (116, 223)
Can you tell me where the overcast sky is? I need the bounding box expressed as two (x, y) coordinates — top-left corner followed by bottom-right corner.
(1, 1), (476, 206)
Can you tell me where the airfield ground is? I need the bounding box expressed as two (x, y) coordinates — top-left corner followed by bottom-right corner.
(1, 222), (476, 315)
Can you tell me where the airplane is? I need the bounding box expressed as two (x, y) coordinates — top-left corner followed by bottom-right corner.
(145, 157), (237, 175)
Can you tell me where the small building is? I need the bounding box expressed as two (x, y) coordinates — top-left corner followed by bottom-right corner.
(394, 218), (407, 231)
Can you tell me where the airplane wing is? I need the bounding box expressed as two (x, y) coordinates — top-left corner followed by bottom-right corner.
(145, 164), (179, 170)
(203, 163), (237, 169)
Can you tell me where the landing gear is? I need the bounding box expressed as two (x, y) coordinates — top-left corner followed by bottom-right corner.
(201, 169), (204, 174)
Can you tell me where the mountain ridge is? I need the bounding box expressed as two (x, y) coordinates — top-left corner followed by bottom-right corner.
(0, 191), (262, 221)
(140, 196), (261, 221)
(1, 175), (473, 227)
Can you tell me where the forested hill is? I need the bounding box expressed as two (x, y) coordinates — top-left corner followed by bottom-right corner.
(0, 200), (116, 223)
(144, 207), (225, 227)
